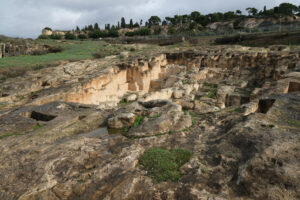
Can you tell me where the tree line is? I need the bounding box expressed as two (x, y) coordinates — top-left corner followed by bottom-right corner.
(41, 2), (300, 39)
(80, 3), (299, 30)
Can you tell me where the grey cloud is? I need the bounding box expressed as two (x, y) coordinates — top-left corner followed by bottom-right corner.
(0, 0), (299, 38)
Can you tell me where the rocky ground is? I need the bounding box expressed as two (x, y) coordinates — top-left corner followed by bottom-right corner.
(0, 44), (299, 200)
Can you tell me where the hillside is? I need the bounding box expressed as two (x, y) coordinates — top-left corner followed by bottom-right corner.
(39, 3), (300, 39)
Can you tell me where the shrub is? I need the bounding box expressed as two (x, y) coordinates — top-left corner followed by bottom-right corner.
(154, 27), (162, 35)
(198, 26), (205, 31)
(125, 28), (151, 37)
(88, 30), (101, 39)
(139, 148), (193, 182)
(88, 30), (114, 38)
(48, 46), (63, 53)
(108, 30), (119, 37)
(189, 22), (197, 30)
(49, 34), (62, 40)
(92, 49), (120, 58)
(138, 28), (152, 36)
(78, 34), (87, 39)
(33, 65), (47, 71)
(168, 27), (176, 34)
(31, 49), (47, 56)
(38, 35), (49, 39)
(125, 31), (135, 37)
(65, 32), (76, 40)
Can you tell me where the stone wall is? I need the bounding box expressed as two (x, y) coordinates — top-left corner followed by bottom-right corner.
(0, 42), (49, 58)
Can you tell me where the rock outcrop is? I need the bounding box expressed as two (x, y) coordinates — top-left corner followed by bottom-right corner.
(0, 45), (299, 200)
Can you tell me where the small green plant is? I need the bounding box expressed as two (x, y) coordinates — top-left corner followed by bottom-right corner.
(16, 95), (25, 100)
(204, 83), (217, 88)
(34, 124), (43, 130)
(184, 110), (189, 115)
(133, 116), (144, 127)
(139, 148), (193, 182)
(201, 168), (207, 174)
(0, 132), (23, 140)
(205, 91), (217, 99)
(123, 126), (130, 133)
(192, 118), (196, 126)
(229, 108), (241, 113)
(148, 114), (161, 119)
(118, 98), (132, 106)
(287, 120), (300, 127)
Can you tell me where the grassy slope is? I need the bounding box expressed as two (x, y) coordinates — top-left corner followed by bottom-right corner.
(0, 40), (107, 68)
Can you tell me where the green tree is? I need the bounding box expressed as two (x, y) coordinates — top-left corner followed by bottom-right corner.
(94, 23), (100, 30)
(121, 17), (126, 28)
(108, 30), (119, 37)
(224, 11), (236, 20)
(65, 32), (76, 40)
(148, 16), (161, 27)
(246, 7), (258, 16)
(78, 34), (87, 39)
(138, 27), (152, 36)
(236, 10), (242, 15)
(129, 19), (133, 28)
(189, 22), (197, 30)
(76, 26), (80, 32)
(274, 3), (298, 15)
(105, 24), (111, 30)
(190, 11), (201, 22)
(88, 24), (94, 31)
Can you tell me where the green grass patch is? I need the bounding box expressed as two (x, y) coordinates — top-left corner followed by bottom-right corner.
(133, 116), (144, 127)
(139, 148), (193, 182)
(0, 40), (117, 69)
(118, 98), (132, 106)
(0, 132), (23, 140)
(34, 124), (43, 130)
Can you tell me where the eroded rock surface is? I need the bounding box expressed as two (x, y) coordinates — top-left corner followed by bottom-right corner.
(0, 46), (299, 200)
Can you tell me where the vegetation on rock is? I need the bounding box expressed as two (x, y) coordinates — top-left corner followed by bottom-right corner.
(139, 148), (193, 182)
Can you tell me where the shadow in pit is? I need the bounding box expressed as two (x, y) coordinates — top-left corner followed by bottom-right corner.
(257, 99), (276, 114)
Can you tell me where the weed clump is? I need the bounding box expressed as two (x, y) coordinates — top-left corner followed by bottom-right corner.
(133, 116), (144, 127)
(139, 148), (193, 182)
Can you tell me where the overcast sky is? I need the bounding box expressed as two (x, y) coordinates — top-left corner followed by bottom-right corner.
(0, 0), (299, 38)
